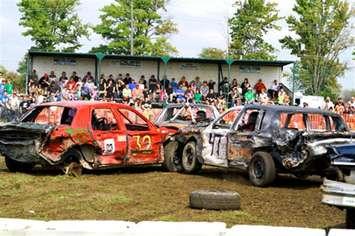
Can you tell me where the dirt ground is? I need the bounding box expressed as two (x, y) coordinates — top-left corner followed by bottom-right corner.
(0, 157), (344, 228)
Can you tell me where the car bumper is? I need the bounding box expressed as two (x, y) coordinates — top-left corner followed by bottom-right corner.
(321, 179), (355, 208)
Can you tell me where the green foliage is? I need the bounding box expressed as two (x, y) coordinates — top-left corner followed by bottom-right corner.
(229, 0), (280, 60)
(18, 0), (89, 51)
(284, 62), (304, 92)
(92, 0), (178, 56)
(280, 0), (354, 97)
(199, 48), (226, 59)
(0, 66), (26, 93)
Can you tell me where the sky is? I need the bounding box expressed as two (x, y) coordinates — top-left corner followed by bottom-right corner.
(0, 0), (354, 88)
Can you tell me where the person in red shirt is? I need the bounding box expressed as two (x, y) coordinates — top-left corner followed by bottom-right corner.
(254, 79), (267, 95)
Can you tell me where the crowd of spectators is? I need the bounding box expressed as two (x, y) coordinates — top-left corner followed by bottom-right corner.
(0, 69), (354, 116)
(22, 69), (292, 113)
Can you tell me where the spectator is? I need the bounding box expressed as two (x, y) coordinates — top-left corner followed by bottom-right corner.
(179, 76), (188, 90)
(98, 74), (107, 98)
(168, 77), (177, 91)
(200, 81), (209, 100)
(277, 88), (287, 105)
(38, 73), (50, 92)
(194, 89), (202, 103)
(70, 71), (79, 83)
(244, 87), (255, 104)
(270, 80), (279, 99)
(148, 75), (158, 93)
(335, 98), (345, 114)
(83, 71), (94, 82)
(160, 75), (170, 91)
(254, 79), (267, 95)
(324, 97), (334, 111)
(49, 71), (57, 83)
(4, 80), (13, 97)
(208, 79), (216, 92)
(241, 78), (250, 96)
(122, 85), (132, 101)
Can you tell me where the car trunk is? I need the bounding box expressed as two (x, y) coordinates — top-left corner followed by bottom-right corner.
(274, 130), (355, 170)
(0, 122), (54, 163)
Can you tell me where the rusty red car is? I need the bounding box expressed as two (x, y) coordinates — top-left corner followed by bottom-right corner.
(0, 101), (178, 175)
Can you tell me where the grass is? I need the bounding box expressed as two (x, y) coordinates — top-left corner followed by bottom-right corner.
(0, 157), (344, 228)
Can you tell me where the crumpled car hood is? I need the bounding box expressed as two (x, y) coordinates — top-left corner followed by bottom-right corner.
(0, 122), (55, 163)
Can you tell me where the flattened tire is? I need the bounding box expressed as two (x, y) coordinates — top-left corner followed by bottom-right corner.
(182, 141), (202, 173)
(248, 151), (276, 187)
(162, 141), (182, 172)
(62, 149), (83, 177)
(189, 190), (240, 210)
(5, 156), (35, 173)
(346, 208), (355, 229)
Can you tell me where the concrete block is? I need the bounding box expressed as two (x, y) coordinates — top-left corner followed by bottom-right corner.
(225, 225), (325, 236)
(131, 221), (226, 236)
(26, 220), (135, 236)
(328, 229), (355, 236)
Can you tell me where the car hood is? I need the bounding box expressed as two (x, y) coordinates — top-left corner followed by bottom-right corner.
(0, 122), (55, 163)
(0, 122), (54, 143)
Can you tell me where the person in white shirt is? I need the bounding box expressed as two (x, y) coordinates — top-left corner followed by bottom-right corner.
(323, 97), (334, 111)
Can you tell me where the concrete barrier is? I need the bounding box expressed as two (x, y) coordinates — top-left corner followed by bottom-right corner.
(26, 220), (135, 236)
(1, 218), (355, 236)
(225, 225), (326, 236)
(328, 229), (355, 236)
(131, 221), (226, 236)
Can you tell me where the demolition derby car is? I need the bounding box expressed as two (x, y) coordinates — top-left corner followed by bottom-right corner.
(154, 103), (219, 171)
(0, 101), (178, 175)
(164, 104), (355, 186)
(322, 144), (355, 228)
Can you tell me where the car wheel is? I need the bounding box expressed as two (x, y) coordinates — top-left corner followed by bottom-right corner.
(182, 141), (202, 173)
(162, 141), (182, 172)
(62, 149), (83, 177)
(346, 208), (355, 229)
(5, 156), (35, 173)
(189, 190), (240, 210)
(248, 151), (276, 187)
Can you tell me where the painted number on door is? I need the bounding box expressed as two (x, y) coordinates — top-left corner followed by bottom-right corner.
(209, 134), (227, 159)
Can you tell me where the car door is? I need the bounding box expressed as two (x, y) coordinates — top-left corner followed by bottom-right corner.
(202, 109), (240, 167)
(227, 108), (265, 170)
(116, 107), (162, 165)
(90, 107), (128, 166)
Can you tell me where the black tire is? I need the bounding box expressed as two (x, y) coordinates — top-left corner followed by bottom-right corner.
(181, 141), (202, 173)
(189, 190), (241, 210)
(248, 151), (276, 187)
(5, 156), (35, 173)
(62, 149), (83, 177)
(162, 141), (182, 172)
(346, 208), (355, 229)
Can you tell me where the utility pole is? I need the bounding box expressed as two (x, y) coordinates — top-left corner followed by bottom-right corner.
(130, 0), (134, 55)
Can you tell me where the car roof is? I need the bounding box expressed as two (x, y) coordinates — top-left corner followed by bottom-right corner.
(231, 104), (341, 117)
(39, 101), (132, 109)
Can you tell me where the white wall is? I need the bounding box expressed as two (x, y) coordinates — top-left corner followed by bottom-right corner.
(32, 56), (96, 78)
(32, 56), (283, 87)
(101, 59), (158, 80)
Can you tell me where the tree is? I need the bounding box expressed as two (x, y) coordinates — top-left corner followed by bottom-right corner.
(280, 0), (354, 97)
(199, 48), (226, 59)
(0, 66), (26, 93)
(228, 0), (280, 60)
(18, 0), (89, 52)
(92, 0), (178, 56)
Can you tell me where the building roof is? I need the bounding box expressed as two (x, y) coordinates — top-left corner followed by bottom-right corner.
(28, 50), (294, 67)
